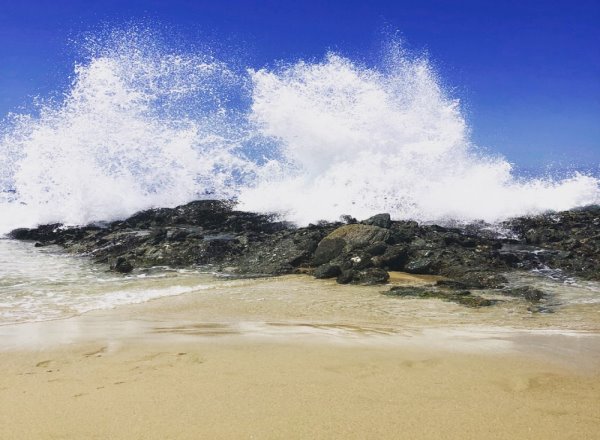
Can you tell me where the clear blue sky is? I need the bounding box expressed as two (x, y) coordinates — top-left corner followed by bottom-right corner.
(1, 0), (598, 169)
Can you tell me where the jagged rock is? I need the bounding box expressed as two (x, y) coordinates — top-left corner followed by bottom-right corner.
(444, 270), (508, 289)
(384, 286), (494, 308)
(112, 256), (133, 273)
(364, 241), (387, 256)
(322, 224), (391, 251)
(336, 269), (356, 284)
(362, 213), (392, 229)
(435, 280), (469, 290)
(505, 206), (600, 280)
(404, 257), (435, 274)
(314, 264), (342, 279)
(9, 200), (600, 287)
(370, 245), (408, 270)
(354, 268), (390, 285)
(501, 286), (545, 302)
(336, 268), (389, 285)
(313, 237), (345, 265)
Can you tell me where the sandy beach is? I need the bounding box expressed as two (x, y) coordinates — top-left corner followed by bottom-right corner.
(1, 275), (599, 440)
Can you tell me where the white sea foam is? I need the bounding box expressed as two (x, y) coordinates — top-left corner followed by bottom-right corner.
(0, 30), (598, 233)
(239, 49), (600, 223)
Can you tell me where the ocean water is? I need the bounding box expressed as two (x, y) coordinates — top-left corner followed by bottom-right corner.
(0, 29), (598, 325)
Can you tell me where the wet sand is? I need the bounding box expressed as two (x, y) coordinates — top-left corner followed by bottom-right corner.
(1, 275), (599, 439)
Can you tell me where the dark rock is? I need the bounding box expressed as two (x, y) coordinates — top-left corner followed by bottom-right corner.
(504, 206), (600, 280)
(313, 237), (345, 265)
(322, 224), (391, 251)
(456, 296), (494, 307)
(314, 264), (342, 279)
(527, 305), (555, 314)
(435, 280), (469, 290)
(354, 268), (390, 285)
(336, 270), (356, 284)
(384, 286), (494, 308)
(501, 286), (545, 302)
(9, 199), (600, 290)
(339, 214), (357, 224)
(8, 224), (64, 242)
(364, 241), (388, 256)
(404, 258), (435, 274)
(362, 213), (392, 229)
(370, 245), (408, 270)
(445, 270), (508, 289)
(335, 268), (389, 285)
(112, 256), (133, 273)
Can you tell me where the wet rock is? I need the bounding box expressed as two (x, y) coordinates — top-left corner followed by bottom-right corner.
(501, 286), (545, 302)
(404, 257), (435, 274)
(314, 264), (342, 279)
(8, 224), (64, 242)
(446, 270), (508, 289)
(323, 224), (391, 250)
(364, 241), (388, 256)
(339, 214), (357, 224)
(362, 213), (392, 229)
(527, 304), (555, 314)
(457, 296), (494, 307)
(336, 269), (356, 284)
(112, 256), (133, 274)
(10, 199), (600, 289)
(354, 268), (390, 285)
(313, 237), (345, 265)
(336, 268), (389, 285)
(505, 206), (600, 280)
(384, 286), (494, 308)
(435, 280), (469, 290)
(370, 245), (408, 270)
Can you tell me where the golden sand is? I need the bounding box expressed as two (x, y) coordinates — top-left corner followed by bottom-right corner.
(0, 275), (599, 439)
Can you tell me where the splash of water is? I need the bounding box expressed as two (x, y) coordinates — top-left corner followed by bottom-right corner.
(0, 29), (263, 233)
(1, 31), (598, 233)
(239, 48), (600, 223)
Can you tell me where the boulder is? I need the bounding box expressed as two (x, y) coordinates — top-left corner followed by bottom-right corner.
(500, 286), (545, 302)
(362, 213), (392, 229)
(112, 256), (133, 274)
(384, 286), (494, 307)
(313, 237), (346, 265)
(314, 264), (342, 279)
(320, 224), (390, 252)
(336, 268), (389, 285)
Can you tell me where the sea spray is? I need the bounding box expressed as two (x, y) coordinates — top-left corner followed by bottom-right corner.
(239, 49), (600, 223)
(1, 30), (598, 233)
(0, 29), (265, 233)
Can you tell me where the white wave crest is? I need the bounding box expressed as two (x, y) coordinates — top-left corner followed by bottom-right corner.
(1, 31), (598, 233)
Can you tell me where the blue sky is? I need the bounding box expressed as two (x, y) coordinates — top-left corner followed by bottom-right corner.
(1, 0), (598, 169)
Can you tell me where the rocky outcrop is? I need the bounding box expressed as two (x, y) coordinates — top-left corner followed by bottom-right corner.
(384, 286), (496, 308)
(8, 201), (600, 306)
(503, 206), (600, 281)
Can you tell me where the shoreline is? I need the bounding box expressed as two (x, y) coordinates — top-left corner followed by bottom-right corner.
(2, 273), (600, 368)
(1, 290), (599, 439)
(1, 238), (599, 438)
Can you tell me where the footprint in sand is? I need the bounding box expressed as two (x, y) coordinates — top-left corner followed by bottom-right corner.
(135, 352), (205, 367)
(35, 360), (53, 368)
(84, 346), (107, 358)
(401, 358), (442, 369)
(498, 373), (558, 392)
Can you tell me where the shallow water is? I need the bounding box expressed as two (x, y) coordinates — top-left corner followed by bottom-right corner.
(0, 239), (215, 324)
(1, 239), (599, 335)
